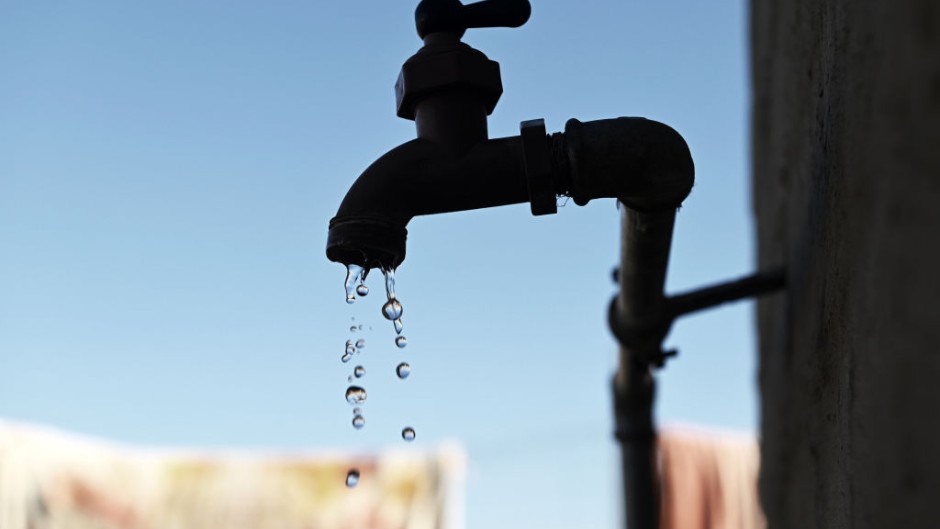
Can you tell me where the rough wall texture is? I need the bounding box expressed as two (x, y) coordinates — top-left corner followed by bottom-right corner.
(751, 1), (940, 528)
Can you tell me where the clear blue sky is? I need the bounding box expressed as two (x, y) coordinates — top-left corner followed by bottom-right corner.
(0, 1), (752, 528)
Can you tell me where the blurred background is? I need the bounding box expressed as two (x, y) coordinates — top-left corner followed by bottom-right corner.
(0, 1), (754, 528)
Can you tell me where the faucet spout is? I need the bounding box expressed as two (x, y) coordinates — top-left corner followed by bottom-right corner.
(326, 135), (528, 270)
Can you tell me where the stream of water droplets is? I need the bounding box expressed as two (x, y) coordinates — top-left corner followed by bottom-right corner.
(340, 264), (417, 487)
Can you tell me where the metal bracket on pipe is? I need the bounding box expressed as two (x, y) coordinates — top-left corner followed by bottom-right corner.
(609, 267), (786, 368)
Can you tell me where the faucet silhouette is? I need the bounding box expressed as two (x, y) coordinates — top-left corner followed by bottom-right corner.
(326, 0), (694, 273)
(325, 2), (703, 528)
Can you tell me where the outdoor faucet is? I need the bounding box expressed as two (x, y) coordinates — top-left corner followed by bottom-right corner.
(325, 0), (694, 272)
(325, 2), (707, 529)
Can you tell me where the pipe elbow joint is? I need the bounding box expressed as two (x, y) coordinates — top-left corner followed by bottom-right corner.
(563, 117), (694, 211)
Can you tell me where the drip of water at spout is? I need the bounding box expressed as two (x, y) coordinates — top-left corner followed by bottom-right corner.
(384, 267), (396, 298)
(381, 267), (405, 335)
(344, 264), (363, 304)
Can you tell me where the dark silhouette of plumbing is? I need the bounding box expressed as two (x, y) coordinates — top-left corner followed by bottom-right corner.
(326, 1), (785, 528)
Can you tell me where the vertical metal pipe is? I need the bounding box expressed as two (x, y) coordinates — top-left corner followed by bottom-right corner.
(616, 366), (658, 529)
(414, 92), (489, 152)
(614, 205), (677, 529)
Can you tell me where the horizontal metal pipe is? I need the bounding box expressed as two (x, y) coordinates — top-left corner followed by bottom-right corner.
(666, 267), (787, 317)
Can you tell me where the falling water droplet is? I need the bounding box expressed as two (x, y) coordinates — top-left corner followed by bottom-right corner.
(355, 339), (365, 349)
(344, 264), (363, 304)
(345, 386), (367, 405)
(341, 353), (352, 363)
(346, 469), (360, 488)
(394, 318), (404, 334)
(357, 284), (369, 296)
(352, 414), (365, 429)
(401, 427), (416, 442)
(382, 299), (403, 321)
(358, 324), (364, 331)
(395, 336), (408, 348)
(353, 407), (362, 415)
(354, 365), (365, 378)
(396, 362), (411, 379)
(346, 340), (355, 354)
(350, 325), (358, 333)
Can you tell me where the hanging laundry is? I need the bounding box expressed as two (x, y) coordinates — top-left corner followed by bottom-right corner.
(658, 425), (765, 529)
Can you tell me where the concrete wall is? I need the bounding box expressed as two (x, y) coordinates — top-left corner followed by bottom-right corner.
(750, 1), (940, 527)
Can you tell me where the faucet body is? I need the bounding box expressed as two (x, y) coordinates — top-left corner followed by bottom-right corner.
(327, 111), (694, 270)
(326, 4), (695, 529)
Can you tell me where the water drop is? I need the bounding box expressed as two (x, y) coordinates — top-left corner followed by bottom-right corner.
(344, 264), (363, 304)
(358, 324), (364, 331)
(354, 365), (365, 378)
(345, 340), (355, 355)
(395, 336), (408, 348)
(346, 469), (360, 488)
(341, 353), (352, 363)
(352, 414), (365, 429)
(382, 299), (403, 321)
(355, 339), (365, 349)
(353, 407), (362, 415)
(350, 325), (358, 333)
(357, 284), (369, 296)
(401, 427), (416, 442)
(396, 362), (411, 379)
(345, 386), (367, 405)
(394, 318), (404, 335)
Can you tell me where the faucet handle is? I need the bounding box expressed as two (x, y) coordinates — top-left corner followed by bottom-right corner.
(415, 0), (531, 39)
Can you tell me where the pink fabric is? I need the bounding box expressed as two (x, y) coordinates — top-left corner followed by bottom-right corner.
(658, 426), (765, 529)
